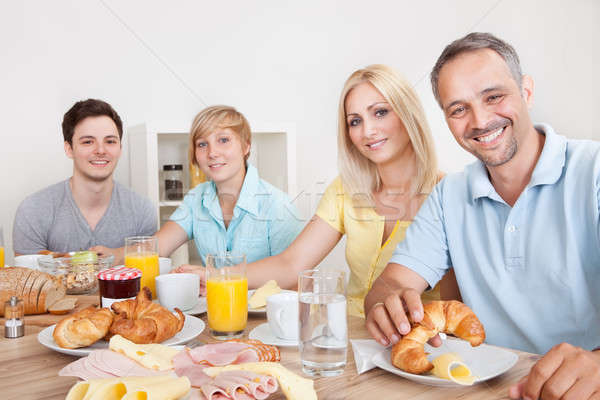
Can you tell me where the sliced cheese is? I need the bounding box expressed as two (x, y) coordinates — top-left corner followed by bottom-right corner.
(431, 353), (477, 385)
(204, 361), (316, 400)
(65, 376), (190, 400)
(249, 280), (282, 309)
(109, 335), (180, 371)
(121, 376), (191, 400)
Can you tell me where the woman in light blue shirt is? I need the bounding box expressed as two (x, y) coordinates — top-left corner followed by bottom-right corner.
(157, 105), (302, 267)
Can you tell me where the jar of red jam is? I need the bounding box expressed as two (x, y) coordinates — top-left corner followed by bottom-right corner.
(97, 266), (141, 309)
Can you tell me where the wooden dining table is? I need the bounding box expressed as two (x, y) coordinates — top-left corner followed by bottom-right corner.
(0, 295), (537, 400)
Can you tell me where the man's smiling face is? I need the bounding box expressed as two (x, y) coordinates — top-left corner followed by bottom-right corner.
(437, 48), (533, 167)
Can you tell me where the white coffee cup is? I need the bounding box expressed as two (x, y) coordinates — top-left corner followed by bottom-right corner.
(155, 273), (199, 311)
(13, 254), (43, 269)
(159, 257), (172, 275)
(266, 292), (299, 340)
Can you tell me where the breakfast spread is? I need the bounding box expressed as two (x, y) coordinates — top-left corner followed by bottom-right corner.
(53, 306), (114, 349)
(65, 375), (191, 400)
(0, 267), (66, 316)
(248, 280), (282, 309)
(391, 300), (485, 374)
(204, 362), (317, 400)
(108, 287), (185, 344)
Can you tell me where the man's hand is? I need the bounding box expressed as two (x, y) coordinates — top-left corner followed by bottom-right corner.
(89, 245), (124, 266)
(509, 343), (600, 400)
(365, 287), (442, 347)
(172, 264), (207, 296)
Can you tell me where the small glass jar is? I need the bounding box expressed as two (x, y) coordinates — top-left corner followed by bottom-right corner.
(97, 266), (141, 309)
(163, 164), (184, 201)
(4, 296), (24, 338)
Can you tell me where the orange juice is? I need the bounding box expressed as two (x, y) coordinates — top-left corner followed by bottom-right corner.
(125, 253), (159, 298)
(207, 275), (248, 333)
(0, 247), (4, 268)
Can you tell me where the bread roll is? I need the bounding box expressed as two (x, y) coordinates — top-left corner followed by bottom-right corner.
(53, 306), (113, 348)
(0, 267), (66, 316)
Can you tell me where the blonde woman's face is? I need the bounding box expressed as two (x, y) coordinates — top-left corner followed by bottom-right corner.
(345, 82), (411, 166)
(194, 127), (249, 185)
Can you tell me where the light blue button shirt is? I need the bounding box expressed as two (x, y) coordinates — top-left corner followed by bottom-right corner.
(170, 164), (303, 265)
(390, 124), (600, 354)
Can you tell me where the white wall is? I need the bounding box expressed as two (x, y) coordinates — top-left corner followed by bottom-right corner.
(1, 0), (598, 265)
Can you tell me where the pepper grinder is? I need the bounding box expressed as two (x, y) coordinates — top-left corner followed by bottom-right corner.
(4, 296), (24, 338)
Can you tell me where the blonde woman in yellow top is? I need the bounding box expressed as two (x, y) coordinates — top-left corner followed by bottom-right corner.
(180, 64), (457, 317)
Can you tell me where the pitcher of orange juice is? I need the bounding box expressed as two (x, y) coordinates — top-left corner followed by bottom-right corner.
(124, 236), (159, 298)
(206, 254), (247, 339)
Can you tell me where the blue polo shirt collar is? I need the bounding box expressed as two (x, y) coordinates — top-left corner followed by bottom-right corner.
(200, 163), (261, 222)
(467, 123), (567, 203)
(235, 163), (260, 217)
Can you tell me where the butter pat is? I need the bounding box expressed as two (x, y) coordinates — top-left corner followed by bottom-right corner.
(109, 334), (180, 371)
(431, 353), (477, 385)
(204, 362), (316, 400)
(249, 280), (282, 309)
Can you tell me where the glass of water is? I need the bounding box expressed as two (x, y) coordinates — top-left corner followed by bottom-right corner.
(298, 268), (347, 377)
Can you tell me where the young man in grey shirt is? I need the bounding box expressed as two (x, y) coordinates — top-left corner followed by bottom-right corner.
(13, 99), (157, 255)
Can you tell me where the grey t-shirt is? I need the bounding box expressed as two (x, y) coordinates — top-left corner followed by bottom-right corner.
(13, 179), (157, 254)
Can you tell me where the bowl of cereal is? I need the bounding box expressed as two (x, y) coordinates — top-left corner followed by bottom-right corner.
(37, 251), (114, 294)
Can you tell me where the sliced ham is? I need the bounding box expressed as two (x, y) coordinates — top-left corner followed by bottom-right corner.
(186, 340), (279, 367)
(173, 349), (211, 387)
(188, 342), (259, 366)
(213, 371), (277, 400)
(59, 350), (169, 380)
(200, 370), (278, 400)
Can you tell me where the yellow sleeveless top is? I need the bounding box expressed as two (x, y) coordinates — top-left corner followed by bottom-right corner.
(316, 177), (440, 317)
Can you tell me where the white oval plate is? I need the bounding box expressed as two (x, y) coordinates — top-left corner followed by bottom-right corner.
(248, 322), (298, 347)
(247, 289), (296, 314)
(38, 314), (205, 357)
(371, 337), (518, 387)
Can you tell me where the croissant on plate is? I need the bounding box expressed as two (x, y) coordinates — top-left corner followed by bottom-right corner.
(391, 300), (485, 374)
(108, 287), (185, 344)
(53, 306), (113, 349)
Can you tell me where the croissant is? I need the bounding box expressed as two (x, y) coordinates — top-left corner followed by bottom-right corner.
(108, 287), (185, 343)
(53, 306), (113, 349)
(391, 300), (485, 374)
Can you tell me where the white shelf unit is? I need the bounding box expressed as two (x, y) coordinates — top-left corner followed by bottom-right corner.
(128, 122), (297, 267)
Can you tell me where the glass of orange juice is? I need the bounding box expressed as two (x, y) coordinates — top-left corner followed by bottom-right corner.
(0, 227), (5, 268)
(124, 236), (159, 299)
(206, 254), (247, 340)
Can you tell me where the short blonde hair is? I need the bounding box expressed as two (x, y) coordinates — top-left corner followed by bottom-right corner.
(338, 64), (438, 206)
(189, 105), (251, 166)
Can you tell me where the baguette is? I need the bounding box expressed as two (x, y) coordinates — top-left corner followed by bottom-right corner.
(0, 267), (66, 316)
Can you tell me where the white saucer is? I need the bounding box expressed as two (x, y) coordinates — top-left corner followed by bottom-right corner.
(248, 323), (298, 347)
(185, 297), (207, 315)
(152, 297), (207, 315)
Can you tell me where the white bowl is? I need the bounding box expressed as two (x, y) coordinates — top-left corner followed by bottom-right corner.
(13, 254), (44, 269)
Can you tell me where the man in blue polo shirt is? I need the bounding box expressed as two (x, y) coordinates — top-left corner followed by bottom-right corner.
(365, 32), (600, 400)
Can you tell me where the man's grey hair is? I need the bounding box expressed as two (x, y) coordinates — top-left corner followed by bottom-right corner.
(430, 32), (523, 107)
